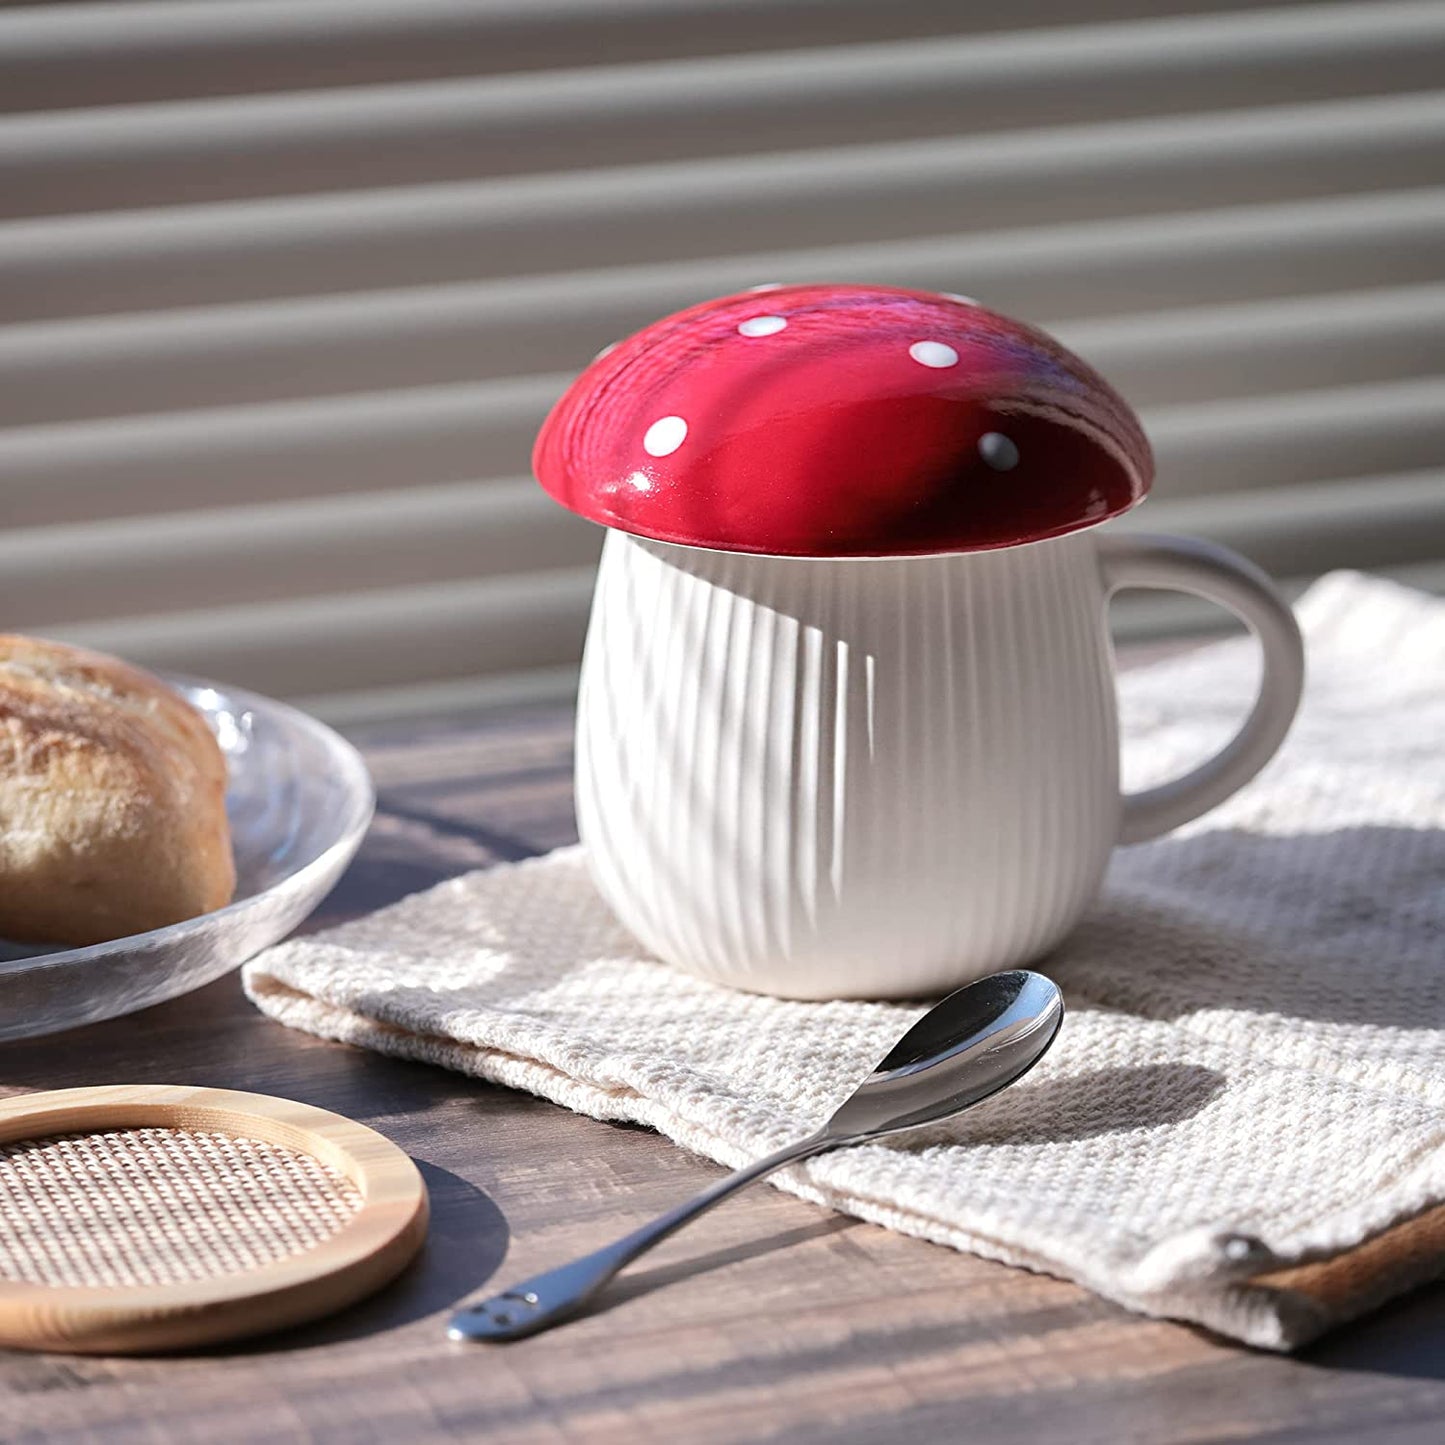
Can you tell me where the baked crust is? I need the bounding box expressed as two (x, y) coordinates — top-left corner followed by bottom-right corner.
(0, 635), (236, 945)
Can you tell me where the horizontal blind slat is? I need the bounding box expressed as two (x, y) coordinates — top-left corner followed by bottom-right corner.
(4, 88), (1443, 323)
(9, 467), (1437, 632)
(44, 568), (598, 698)
(3, 0), (1258, 112)
(1119, 470), (1445, 575)
(0, 380), (554, 527)
(4, 283), (1445, 529)
(7, 185), (1445, 429)
(4, 2), (1445, 217)
(1067, 283), (1445, 406)
(1147, 376), (1445, 495)
(0, 480), (602, 628)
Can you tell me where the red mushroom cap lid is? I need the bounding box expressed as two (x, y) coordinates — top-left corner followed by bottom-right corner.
(533, 284), (1152, 557)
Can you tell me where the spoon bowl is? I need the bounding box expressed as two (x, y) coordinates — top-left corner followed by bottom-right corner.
(825, 970), (1064, 1141)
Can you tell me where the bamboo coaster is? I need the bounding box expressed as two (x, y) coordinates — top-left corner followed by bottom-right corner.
(0, 1085), (428, 1354)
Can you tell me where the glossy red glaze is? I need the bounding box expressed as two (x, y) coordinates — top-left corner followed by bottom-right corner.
(533, 284), (1153, 557)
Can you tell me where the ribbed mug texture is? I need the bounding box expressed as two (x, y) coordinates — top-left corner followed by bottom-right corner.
(576, 529), (1120, 999)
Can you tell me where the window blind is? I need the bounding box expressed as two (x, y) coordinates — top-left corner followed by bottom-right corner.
(1, 0), (1441, 723)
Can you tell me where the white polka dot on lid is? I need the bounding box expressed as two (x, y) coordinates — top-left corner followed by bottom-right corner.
(909, 340), (959, 369)
(978, 432), (1019, 471)
(747, 282), (785, 292)
(643, 415), (688, 457)
(738, 315), (787, 338)
(940, 292), (979, 306)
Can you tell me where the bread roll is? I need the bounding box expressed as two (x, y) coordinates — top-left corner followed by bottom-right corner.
(0, 635), (235, 946)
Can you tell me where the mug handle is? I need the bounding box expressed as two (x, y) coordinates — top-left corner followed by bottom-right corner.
(1097, 533), (1305, 845)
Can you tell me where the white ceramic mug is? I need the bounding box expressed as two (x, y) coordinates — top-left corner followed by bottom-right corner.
(575, 526), (1304, 1000)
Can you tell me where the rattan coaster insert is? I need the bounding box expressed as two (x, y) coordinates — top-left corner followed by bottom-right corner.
(0, 1086), (428, 1354)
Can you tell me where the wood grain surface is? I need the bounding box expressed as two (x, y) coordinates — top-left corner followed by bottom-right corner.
(3, 686), (1445, 1443)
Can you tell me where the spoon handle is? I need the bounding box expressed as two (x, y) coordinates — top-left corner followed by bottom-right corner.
(447, 1132), (829, 1342)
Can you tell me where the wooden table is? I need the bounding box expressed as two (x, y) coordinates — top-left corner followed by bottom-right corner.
(5, 698), (1445, 1444)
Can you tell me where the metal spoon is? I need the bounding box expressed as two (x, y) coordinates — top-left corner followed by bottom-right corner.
(448, 968), (1063, 1343)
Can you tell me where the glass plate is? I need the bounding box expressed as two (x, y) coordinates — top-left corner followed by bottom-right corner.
(0, 676), (374, 1042)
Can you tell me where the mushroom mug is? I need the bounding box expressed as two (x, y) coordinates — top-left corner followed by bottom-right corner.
(536, 285), (1306, 1000)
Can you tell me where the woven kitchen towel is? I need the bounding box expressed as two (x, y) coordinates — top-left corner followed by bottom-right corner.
(245, 571), (1445, 1349)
